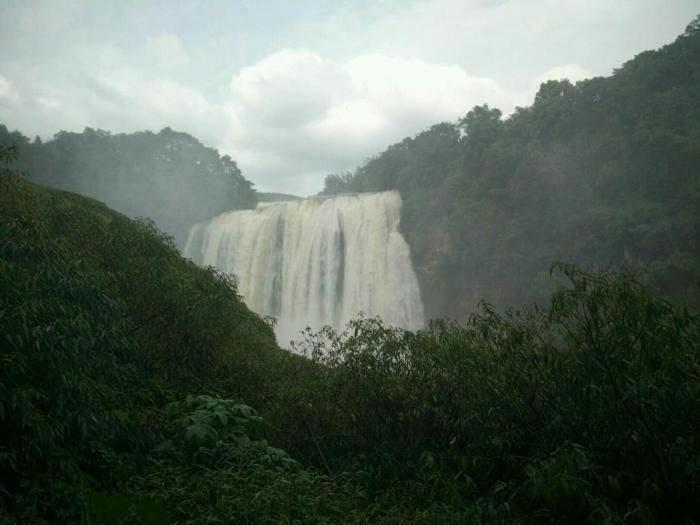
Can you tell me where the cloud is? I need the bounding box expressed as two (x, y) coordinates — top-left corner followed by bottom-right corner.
(342, 54), (516, 126)
(144, 33), (189, 68)
(0, 67), (225, 149)
(230, 49), (350, 127)
(92, 70), (225, 144)
(352, 0), (698, 93)
(0, 75), (21, 105)
(222, 49), (522, 194)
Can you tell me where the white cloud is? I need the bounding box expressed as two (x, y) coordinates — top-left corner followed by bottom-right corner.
(0, 75), (21, 105)
(144, 33), (189, 68)
(93, 71), (225, 144)
(2, 67), (224, 144)
(36, 95), (61, 112)
(343, 54), (517, 124)
(222, 49), (522, 194)
(355, 0), (696, 92)
(229, 49), (350, 127)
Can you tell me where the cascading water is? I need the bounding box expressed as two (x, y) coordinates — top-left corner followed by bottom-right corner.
(184, 191), (424, 346)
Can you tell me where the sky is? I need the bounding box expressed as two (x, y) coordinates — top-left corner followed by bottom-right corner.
(0, 1), (697, 195)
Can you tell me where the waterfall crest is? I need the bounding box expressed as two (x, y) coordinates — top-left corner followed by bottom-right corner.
(184, 191), (424, 346)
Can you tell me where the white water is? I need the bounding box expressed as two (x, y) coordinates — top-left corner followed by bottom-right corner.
(184, 191), (424, 346)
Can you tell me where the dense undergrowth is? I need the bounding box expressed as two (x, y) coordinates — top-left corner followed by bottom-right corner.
(1, 168), (699, 523)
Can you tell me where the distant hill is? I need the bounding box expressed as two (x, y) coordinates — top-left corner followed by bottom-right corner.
(0, 126), (257, 247)
(322, 17), (700, 320)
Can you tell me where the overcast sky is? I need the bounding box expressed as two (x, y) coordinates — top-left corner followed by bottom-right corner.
(0, 1), (697, 195)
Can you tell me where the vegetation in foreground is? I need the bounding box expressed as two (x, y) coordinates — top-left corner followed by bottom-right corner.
(1, 165), (699, 523)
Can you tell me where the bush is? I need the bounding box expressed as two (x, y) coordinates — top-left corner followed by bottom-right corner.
(288, 264), (700, 522)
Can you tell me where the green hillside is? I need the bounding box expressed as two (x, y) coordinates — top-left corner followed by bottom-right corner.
(0, 165), (322, 523)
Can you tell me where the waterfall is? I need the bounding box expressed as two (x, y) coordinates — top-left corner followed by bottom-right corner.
(184, 191), (424, 346)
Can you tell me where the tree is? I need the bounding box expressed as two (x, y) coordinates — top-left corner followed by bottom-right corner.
(683, 13), (700, 37)
(457, 104), (503, 146)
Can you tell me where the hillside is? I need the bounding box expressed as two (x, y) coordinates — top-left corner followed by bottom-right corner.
(0, 165), (315, 522)
(0, 126), (257, 247)
(2, 162), (699, 523)
(322, 18), (700, 320)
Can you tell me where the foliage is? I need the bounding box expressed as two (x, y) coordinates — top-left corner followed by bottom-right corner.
(163, 395), (267, 454)
(288, 263), (700, 523)
(84, 493), (168, 525)
(0, 144), (18, 168)
(128, 395), (364, 525)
